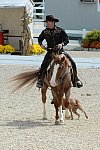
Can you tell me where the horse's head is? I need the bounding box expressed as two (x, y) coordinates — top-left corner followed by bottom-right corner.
(49, 53), (71, 87)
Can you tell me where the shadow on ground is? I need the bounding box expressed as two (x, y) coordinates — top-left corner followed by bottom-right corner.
(0, 119), (55, 129)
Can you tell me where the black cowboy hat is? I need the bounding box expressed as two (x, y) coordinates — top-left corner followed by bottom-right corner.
(43, 15), (59, 22)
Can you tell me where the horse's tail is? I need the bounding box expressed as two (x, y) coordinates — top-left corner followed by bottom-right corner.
(10, 69), (39, 92)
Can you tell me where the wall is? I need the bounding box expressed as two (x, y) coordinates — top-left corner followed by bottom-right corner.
(45, 0), (100, 31)
(0, 7), (24, 50)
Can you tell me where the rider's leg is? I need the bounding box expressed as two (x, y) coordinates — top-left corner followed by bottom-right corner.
(63, 52), (83, 88)
(36, 52), (52, 88)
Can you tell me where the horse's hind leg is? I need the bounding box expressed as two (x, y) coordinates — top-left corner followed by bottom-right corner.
(53, 99), (60, 125)
(41, 84), (48, 120)
(55, 105), (60, 125)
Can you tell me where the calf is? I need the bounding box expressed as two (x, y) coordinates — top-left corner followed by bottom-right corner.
(62, 98), (88, 120)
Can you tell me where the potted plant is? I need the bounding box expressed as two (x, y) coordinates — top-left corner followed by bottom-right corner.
(82, 30), (100, 50)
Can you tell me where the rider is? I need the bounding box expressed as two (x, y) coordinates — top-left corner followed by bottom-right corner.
(36, 15), (83, 89)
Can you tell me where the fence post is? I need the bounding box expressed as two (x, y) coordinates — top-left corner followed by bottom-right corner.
(82, 29), (86, 38)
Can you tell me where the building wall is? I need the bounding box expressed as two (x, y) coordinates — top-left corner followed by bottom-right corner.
(0, 7), (24, 50)
(45, 0), (100, 31)
(0, 4), (34, 51)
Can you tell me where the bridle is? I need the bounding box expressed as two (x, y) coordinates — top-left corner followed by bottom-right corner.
(48, 54), (72, 86)
(54, 62), (72, 86)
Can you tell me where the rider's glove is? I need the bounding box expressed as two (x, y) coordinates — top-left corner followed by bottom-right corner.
(57, 43), (64, 49)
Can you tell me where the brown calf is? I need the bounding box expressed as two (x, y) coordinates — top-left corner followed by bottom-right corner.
(62, 98), (88, 120)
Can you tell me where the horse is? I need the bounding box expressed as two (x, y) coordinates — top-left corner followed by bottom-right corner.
(11, 52), (72, 125)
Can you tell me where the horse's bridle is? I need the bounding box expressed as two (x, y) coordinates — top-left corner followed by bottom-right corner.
(55, 64), (72, 86)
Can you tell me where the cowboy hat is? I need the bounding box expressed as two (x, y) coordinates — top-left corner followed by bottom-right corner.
(43, 15), (59, 22)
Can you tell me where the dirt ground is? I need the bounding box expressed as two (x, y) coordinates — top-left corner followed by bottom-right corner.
(0, 51), (100, 150)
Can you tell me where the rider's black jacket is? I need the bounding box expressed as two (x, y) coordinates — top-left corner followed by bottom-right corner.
(38, 26), (69, 49)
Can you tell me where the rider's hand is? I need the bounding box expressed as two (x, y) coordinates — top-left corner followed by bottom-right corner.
(57, 43), (63, 49)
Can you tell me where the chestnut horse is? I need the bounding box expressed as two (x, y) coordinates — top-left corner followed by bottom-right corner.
(11, 53), (72, 124)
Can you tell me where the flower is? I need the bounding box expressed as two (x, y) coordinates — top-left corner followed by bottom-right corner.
(82, 41), (90, 48)
(4, 45), (15, 53)
(28, 44), (46, 55)
(82, 30), (100, 49)
(95, 42), (100, 49)
(89, 41), (99, 48)
(0, 44), (5, 53)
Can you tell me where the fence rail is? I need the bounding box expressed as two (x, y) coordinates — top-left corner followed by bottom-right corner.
(33, 1), (45, 20)
(33, 28), (90, 40)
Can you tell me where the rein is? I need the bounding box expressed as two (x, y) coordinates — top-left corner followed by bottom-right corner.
(56, 64), (72, 86)
(56, 71), (68, 85)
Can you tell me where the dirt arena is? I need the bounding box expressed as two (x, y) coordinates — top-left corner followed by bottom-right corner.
(0, 51), (100, 150)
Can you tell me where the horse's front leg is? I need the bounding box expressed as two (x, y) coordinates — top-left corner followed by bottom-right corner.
(58, 93), (64, 124)
(59, 105), (64, 123)
(55, 105), (60, 125)
(54, 98), (64, 125)
(41, 84), (48, 120)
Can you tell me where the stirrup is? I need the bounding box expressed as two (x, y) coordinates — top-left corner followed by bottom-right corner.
(76, 80), (83, 88)
(73, 80), (83, 88)
(36, 80), (43, 88)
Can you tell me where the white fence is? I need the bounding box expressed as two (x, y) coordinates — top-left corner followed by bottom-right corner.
(33, 27), (90, 50)
(33, 27), (90, 39)
(66, 29), (89, 39)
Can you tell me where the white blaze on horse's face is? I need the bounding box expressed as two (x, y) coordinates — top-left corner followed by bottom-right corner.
(50, 63), (59, 87)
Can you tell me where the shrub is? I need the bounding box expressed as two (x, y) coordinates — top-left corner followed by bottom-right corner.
(95, 42), (100, 49)
(82, 30), (100, 48)
(81, 41), (90, 48)
(4, 45), (15, 53)
(0, 44), (15, 53)
(0, 44), (5, 53)
(89, 41), (99, 48)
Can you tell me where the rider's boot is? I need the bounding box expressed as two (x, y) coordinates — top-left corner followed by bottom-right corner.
(73, 78), (83, 88)
(36, 71), (45, 88)
(71, 72), (83, 88)
(36, 78), (43, 88)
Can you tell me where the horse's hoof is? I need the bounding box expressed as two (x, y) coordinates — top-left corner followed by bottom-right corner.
(60, 120), (64, 124)
(65, 116), (71, 120)
(55, 120), (60, 125)
(43, 116), (47, 120)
